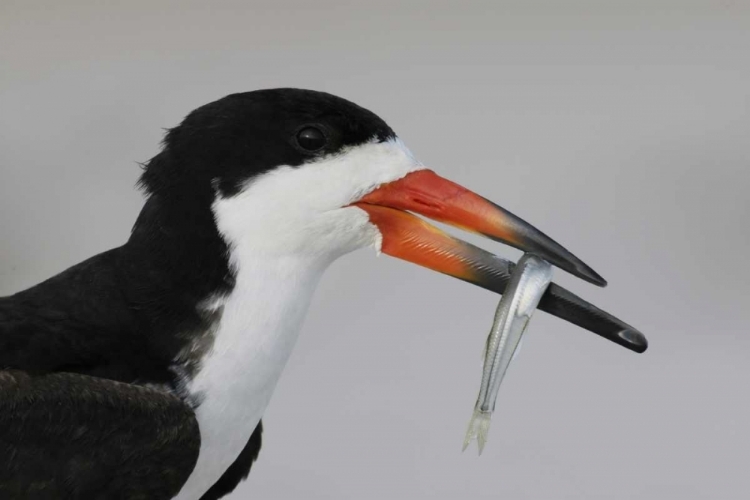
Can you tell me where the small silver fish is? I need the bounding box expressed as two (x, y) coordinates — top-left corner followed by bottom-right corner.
(463, 253), (553, 454)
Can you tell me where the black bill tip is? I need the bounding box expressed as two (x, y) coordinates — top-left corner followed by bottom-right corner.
(514, 232), (608, 288)
(617, 328), (648, 353)
(574, 262), (608, 288)
(486, 200), (608, 288)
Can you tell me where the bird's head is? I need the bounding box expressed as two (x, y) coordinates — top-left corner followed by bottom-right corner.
(138, 88), (605, 288)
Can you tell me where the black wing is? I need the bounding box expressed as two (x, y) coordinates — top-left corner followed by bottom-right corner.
(0, 370), (200, 500)
(200, 421), (263, 500)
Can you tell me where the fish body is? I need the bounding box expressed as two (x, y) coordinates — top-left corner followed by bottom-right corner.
(464, 254), (554, 454)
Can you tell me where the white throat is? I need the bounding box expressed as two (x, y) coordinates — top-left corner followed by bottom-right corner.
(175, 138), (422, 498)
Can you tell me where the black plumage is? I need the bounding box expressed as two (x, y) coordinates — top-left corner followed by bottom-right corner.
(0, 370), (199, 500)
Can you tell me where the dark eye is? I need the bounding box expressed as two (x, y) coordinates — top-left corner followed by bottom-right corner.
(295, 126), (327, 152)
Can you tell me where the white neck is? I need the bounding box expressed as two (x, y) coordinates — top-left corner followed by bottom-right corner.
(175, 254), (328, 499)
(174, 138), (422, 498)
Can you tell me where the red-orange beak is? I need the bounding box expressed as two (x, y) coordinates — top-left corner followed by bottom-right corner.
(353, 169), (648, 353)
(355, 169), (605, 286)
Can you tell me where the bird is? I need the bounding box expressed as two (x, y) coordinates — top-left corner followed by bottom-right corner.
(0, 88), (647, 500)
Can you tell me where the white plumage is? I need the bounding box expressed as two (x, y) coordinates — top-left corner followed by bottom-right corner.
(175, 138), (422, 498)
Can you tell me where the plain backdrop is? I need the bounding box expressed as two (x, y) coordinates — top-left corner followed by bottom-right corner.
(1, 1), (749, 499)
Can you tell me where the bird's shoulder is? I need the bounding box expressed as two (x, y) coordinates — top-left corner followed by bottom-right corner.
(0, 247), (142, 375)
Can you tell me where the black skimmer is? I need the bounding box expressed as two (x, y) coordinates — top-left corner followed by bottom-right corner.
(0, 88), (647, 500)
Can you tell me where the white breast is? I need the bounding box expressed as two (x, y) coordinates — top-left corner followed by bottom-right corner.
(173, 258), (326, 500)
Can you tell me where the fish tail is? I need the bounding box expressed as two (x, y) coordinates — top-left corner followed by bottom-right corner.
(462, 408), (492, 455)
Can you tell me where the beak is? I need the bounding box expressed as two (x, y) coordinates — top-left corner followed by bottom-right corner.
(353, 169), (648, 353)
(356, 169), (605, 286)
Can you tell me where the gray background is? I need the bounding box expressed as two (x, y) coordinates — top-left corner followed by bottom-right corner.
(1, 1), (749, 499)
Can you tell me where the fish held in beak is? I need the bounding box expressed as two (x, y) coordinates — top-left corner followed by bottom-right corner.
(353, 169), (648, 354)
(463, 254), (554, 455)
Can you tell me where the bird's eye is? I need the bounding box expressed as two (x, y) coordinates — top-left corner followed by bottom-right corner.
(295, 126), (327, 152)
